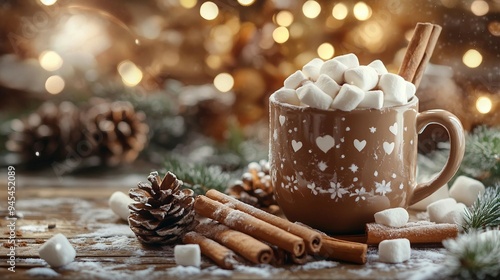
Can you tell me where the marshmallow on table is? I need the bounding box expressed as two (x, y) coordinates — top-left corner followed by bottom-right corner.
(297, 82), (333, 110)
(273, 87), (301, 106)
(378, 238), (411, 263)
(331, 84), (365, 111)
(374, 207), (409, 228)
(449, 176), (485, 206)
(333, 53), (359, 69)
(358, 90), (383, 109)
(109, 191), (134, 221)
(315, 74), (341, 99)
(427, 198), (457, 223)
(284, 70), (308, 89)
(174, 244), (201, 267)
(344, 66), (379, 91)
(302, 58), (324, 81)
(442, 203), (467, 227)
(368, 59), (389, 75)
(378, 73), (407, 107)
(39, 233), (76, 268)
(319, 59), (348, 84)
(405, 81), (416, 101)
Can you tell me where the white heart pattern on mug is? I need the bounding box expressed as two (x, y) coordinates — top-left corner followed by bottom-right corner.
(279, 115), (286, 126)
(292, 140), (303, 152)
(383, 142), (395, 154)
(389, 123), (398, 135)
(353, 139), (366, 152)
(316, 135), (335, 153)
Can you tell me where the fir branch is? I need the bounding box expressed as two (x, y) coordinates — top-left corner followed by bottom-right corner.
(463, 185), (500, 232)
(163, 157), (232, 196)
(443, 230), (500, 279)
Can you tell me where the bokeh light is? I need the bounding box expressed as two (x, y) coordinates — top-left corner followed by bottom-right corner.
(302, 1), (321, 19)
(476, 96), (492, 114)
(118, 60), (143, 87)
(39, 51), (63, 71)
(180, 0), (197, 9)
(332, 3), (348, 20)
(272, 26), (290, 43)
(39, 0), (57, 6)
(276, 11), (294, 27)
(238, 0), (255, 6)
(200, 1), (219, 20)
(470, 0), (489, 16)
(317, 43), (335, 59)
(213, 73), (234, 92)
(462, 49), (482, 68)
(353, 2), (372, 21)
(45, 75), (65, 94)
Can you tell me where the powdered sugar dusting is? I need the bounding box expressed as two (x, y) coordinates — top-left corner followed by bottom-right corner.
(292, 260), (338, 271)
(26, 267), (60, 277)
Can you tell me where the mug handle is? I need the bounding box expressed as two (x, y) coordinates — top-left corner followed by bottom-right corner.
(408, 110), (466, 206)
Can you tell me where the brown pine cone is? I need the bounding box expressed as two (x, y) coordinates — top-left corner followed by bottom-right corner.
(128, 171), (196, 245)
(227, 160), (277, 210)
(5, 101), (81, 167)
(82, 100), (149, 166)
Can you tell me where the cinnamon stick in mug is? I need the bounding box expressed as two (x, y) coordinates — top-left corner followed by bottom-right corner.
(398, 22), (434, 82)
(183, 231), (237, 270)
(194, 195), (305, 257)
(195, 221), (274, 264)
(366, 222), (458, 245)
(206, 189), (322, 254)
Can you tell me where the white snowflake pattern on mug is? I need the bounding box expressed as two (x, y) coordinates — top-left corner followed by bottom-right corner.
(328, 182), (350, 201)
(350, 187), (371, 202)
(375, 180), (392, 196)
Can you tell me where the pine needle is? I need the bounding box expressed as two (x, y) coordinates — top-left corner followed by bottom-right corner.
(463, 185), (500, 232)
(443, 229), (500, 279)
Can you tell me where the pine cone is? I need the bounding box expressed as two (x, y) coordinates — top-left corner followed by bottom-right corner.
(128, 171), (196, 245)
(5, 101), (81, 167)
(83, 100), (149, 166)
(227, 160), (277, 210)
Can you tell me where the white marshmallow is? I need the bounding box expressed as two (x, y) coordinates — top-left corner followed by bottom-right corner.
(405, 81), (416, 101)
(378, 73), (407, 107)
(315, 74), (341, 99)
(358, 90), (384, 109)
(368, 59), (389, 75)
(302, 58), (324, 81)
(109, 191), (134, 221)
(284, 70), (308, 89)
(273, 87), (301, 106)
(378, 238), (411, 263)
(331, 84), (365, 111)
(297, 83), (333, 110)
(38, 234), (76, 268)
(409, 174), (449, 211)
(344, 66), (379, 91)
(374, 207), (409, 228)
(427, 198), (457, 223)
(333, 53), (359, 69)
(174, 244), (201, 267)
(442, 203), (467, 227)
(319, 59), (348, 84)
(449, 176), (485, 207)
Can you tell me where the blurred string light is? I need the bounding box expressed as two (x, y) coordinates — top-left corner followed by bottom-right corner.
(302, 1), (321, 19)
(353, 2), (372, 21)
(237, 0), (255, 6)
(118, 60), (143, 87)
(39, 0), (57, 6)
(39, 51), (63, 71)
(200, 1), (219, 20)
(332, 3), (348, 20)
(470, 0), (489, 16)
(476, 96), (492, 114)
(273, 26), (289, 43)
(213, 73), (234, 92)
(275, 11), (294, 27)
(180, 0), (197, 9)
(317, 43), (334, 59)
(462, 49), (482, 68)
(45, 75), (65, 94)
(488, 21), (500, 36)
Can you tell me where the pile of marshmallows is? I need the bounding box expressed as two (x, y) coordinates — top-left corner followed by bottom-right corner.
(370, 175), (486, 264)
(274, 53), (416, 111)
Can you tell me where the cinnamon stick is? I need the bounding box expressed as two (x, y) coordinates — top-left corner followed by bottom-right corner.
(366, 221), (458, 245)
(205, 189), (322, 254)
(318, 235), (367, 264)
(195, 221), (274, 264)
(398, 23), (434, 83)
(182, 231), (237, 270)
(194, 195), (305, 256)
(412, 24), (442, 89)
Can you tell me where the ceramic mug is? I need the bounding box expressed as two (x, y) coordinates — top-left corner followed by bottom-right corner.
(269, 95), (465, 234)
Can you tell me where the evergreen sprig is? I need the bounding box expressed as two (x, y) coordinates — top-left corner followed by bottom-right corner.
(463, 185), (500, 232)
(163, 157), (232, 196)
(461, 126), (500, 185)
(443, 230), (500, 279)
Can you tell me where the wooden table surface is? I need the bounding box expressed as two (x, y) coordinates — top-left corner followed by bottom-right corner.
(0, 169), (449, 280)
